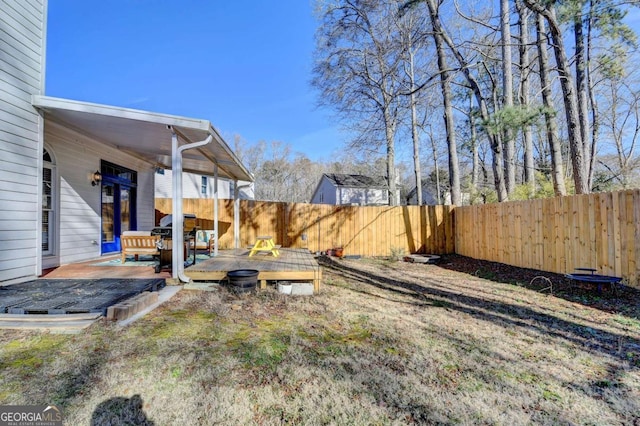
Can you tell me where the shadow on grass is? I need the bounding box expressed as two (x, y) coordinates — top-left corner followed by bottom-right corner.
(319, 256), (640, 366)
(91, 394), (154, 426)
(437, 254), (640, 314)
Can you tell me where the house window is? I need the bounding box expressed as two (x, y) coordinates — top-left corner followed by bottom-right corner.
(201, 176), (208, 195)
(319, 192), (324, 203)
(42, 148), (55, 255)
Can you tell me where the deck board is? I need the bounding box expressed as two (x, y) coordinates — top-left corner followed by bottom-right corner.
(185, 248), (322, 292)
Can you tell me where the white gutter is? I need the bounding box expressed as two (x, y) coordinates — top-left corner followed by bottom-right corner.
(170, 127), (213, 283)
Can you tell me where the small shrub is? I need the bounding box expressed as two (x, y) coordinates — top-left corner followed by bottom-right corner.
(389, 246), (406, 261)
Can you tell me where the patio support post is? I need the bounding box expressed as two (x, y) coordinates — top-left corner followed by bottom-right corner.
(234, 180), (240, 249)
(170, 127), (213, 283)
(213, 164), (219, 257)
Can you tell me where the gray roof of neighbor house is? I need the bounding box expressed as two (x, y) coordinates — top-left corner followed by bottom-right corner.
(324, 173), (388, 189)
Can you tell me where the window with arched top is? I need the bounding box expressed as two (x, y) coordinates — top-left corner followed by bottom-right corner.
(42, 147), (55, 255)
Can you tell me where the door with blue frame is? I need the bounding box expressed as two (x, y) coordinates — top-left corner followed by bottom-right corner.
(100, 162), (137, 254)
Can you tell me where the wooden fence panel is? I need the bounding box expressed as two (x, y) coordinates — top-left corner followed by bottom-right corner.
(455, 190), (640, 289)
(157, 189), (640, 288)
(155, 199), (455, 257)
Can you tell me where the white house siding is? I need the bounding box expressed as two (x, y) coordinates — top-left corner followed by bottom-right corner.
(0, 0), (46, 284)
(338, 187), (388, 205)
(310, 176), (337, 204)
(45, 121), (156, 265)
(155, 169), (254, 200)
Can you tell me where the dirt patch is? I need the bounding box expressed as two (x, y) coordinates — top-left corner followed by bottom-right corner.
(431, 254), (640, 312)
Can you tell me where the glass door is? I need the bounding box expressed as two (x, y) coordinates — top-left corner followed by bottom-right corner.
(100, 162), (137, 254)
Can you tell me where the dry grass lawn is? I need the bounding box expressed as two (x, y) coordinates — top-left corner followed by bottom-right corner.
(1, 256), (639, 425)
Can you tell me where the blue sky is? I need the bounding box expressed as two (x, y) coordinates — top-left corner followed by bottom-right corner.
(45, 0), (343, 161)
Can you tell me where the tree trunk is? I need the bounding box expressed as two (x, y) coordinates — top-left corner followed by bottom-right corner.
(384, 106), (397, 206)
(470, 94), (479, 190)
(524, 0), (589, 194)
(429, 131), (442, 205)
(517, 0), (535, 192)
(427, 0), (501, 201)
(501, 0), (516, 195)
(536, 13), (567, 196)
(409, 48), (423, 205)
(574, 17), (593, 191)
(586, 0), (599, 189)
(427, 0), (460, 205)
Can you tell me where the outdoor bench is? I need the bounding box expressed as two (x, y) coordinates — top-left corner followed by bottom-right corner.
(121, 231), (160, 263)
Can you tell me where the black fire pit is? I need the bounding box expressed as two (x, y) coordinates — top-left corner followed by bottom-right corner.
(227, 269), (259, 294)
(565, 268), (622, 294)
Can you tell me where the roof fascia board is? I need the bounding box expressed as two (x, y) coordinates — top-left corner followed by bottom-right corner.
(32, 95), (211, 132)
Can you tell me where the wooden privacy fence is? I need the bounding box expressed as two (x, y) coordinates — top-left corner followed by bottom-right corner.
(455, 190), (640, 288)
(156, 189), (640, 288)
(154, 199), (455, 257)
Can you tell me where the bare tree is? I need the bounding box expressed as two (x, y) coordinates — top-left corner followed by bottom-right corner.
(423, 0), (462, 205)
(516, 0), (535, 191)
(535, 14), (567, 196)
(500, 0), (517, 195)
(313, 0), (407, 205)
(599, 66), (640, 188)
(523, 0), (589, 194)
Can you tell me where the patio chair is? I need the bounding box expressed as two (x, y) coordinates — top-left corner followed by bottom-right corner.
(191, 230), (215, 256)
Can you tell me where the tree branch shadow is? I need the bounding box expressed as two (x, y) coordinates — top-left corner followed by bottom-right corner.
(319, 257), (640, 365)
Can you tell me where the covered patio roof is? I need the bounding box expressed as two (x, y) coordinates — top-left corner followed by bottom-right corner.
(32, 95), (253, 182)
(32, 95), (253, 283)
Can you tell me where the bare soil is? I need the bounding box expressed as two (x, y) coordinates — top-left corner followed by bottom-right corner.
(436, 254), (640, 312)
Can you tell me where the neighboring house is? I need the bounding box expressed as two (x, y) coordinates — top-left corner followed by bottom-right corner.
(406, 181), (472, 206)
(310, 173), (398, 206)
(405, 182), (439, 205)
(155, 169), (254, 200)
(0, 0), (252, 285)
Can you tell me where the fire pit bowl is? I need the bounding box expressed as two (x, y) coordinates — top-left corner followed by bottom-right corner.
(227, 269), (259, 294)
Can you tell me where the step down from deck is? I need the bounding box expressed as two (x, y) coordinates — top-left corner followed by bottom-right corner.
(0, 312), (102, 333)
(106, 291), (159, 321)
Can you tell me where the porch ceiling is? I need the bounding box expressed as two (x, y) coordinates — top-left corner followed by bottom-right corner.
(32, 95), (253, 182)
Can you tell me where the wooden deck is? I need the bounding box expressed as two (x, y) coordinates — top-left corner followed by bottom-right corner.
(185, 248), (322, 292)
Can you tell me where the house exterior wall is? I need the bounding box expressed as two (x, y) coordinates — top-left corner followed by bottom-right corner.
(406, 185), (438, 206)
(45, 121), (156, 265)
(155, 169), (254, 200)
(310, 176), (337, 204)
(0, 0), (47, 284)
(338, 187), (388, 205)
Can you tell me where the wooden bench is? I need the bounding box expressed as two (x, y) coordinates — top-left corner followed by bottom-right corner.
(121, 231), (160, 263)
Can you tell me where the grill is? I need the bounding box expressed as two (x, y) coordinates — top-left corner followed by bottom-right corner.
(151, 214), (198, 273)
(152, 213), (198, 238)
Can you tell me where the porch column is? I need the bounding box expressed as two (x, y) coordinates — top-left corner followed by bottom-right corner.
(234, 180), (240, 249)
(171, 128), (213, 283)
(213, 164), (219, 256)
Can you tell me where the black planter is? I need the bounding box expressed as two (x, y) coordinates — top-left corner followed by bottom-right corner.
(227, 269), (259, 293)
